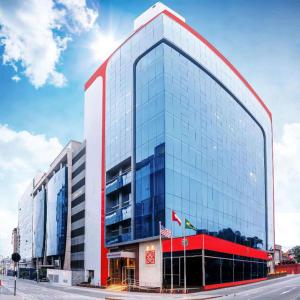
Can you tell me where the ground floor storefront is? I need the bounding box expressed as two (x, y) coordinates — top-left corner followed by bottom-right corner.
(163, 250), (267, 289)
(106, 234), (270, 290)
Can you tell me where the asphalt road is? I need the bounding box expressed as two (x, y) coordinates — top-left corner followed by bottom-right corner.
(199, 274), (300, 300)
(0, 274), (299, 299)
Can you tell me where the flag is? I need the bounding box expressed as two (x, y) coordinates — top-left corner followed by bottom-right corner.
(172, 210), (182, 226)
(185, 218), (197, 231)
(160, 225), (172, 238)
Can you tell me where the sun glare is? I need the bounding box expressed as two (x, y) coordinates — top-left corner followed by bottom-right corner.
(90, 29), (120, 62)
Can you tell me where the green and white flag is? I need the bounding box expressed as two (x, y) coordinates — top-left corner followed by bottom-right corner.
(185, 218), (197, 231)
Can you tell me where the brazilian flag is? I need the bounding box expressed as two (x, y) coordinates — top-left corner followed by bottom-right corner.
(185, 218), (197, 231)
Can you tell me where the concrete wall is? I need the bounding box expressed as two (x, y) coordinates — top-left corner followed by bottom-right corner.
(139, 240), (162, 287)
(47, 269), (72, 286)
(84, 76), (103, 285)
(72, 270), (86, 285)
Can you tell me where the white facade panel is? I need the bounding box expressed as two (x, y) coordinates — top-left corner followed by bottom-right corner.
(84, 76), (103, 285)
(139, 240), (162, 287)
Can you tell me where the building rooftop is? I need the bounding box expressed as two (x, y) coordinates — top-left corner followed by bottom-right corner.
(133, 2), (185, 30)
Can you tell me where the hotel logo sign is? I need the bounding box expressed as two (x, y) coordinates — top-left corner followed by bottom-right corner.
(145, 250), (155, 264)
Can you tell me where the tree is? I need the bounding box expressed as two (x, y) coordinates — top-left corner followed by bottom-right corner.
(289, 246), (300, 263)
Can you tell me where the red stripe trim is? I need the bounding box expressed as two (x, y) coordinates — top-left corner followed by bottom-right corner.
(162, 10), (272, 120)
(84, 11), (165, 91)
(203, 277), (267, 290)
(85, 10), (271, 120)
(271, 122), (275, 254)
(92, 61), (109, 286)
(101, 63), (108, 286)
(163, 234), (268, 260)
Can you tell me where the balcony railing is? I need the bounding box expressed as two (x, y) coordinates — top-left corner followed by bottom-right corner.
(105, 205), (132, 226)
(106, 232), (131, 245)
(106, 171), (131, 195)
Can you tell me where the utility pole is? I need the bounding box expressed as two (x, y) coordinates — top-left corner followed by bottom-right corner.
(36, 259), (39, 283)
(202, 234), (205, 287)
(183, 226), (186, 293)
(159, 221), (162, 293)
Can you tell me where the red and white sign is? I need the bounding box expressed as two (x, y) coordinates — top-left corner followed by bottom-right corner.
(145, 250), (155, 264)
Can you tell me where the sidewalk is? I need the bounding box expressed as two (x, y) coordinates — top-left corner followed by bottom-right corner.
(0, 296), (23, 300)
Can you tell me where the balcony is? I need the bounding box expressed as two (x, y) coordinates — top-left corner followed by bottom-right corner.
(106, 171), (131, 195)
(105, 205), (132, 226)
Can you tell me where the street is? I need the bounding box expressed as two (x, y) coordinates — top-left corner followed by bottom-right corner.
(0, 275), (299, 300)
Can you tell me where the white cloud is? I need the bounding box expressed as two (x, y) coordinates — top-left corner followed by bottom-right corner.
(0, 0), (98, 88)
(274, 123), (300, 250)
(11, 75), (21, 82)
(89, 26), (121, 62)
(0, 124), (63, 256)
(0, 209), (17, 258)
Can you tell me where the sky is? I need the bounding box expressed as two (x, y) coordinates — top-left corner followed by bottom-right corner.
(0, 0), (299, 257)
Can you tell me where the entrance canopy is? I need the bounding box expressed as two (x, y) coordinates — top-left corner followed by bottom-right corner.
(107, 251), (135, 259)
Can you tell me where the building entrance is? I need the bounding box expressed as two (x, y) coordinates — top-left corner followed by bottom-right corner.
(108, 254), (135, 284)
(122, 266), (135, 283)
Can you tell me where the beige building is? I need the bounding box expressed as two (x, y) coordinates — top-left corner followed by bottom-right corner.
(11, 227), (20, 254)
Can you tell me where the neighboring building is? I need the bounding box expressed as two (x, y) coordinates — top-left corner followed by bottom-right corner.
(18, 141), (90, 285)
(274, 244), (283, 265)
(32, 141), (82, 284)
(0, 257), (14, 275)
(11, 227), (19, 254)
(84, 2), (274, 289)
(70, 142), (87, 283)
(18, 182), (34, 268)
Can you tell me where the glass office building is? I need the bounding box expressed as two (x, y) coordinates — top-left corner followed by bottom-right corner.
(85, 2), (274, 288)
(18, 141), (87, 284)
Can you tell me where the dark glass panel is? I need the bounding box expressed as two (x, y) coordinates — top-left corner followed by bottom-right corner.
(234, 259), (244, 282)
(221, 259), (233, 283)
(206, 257), (221, 284)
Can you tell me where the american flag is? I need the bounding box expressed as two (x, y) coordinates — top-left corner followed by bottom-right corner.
(160, 225), (172, 239)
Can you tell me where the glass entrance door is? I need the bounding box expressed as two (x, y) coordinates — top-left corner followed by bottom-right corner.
(122, 266), (135, 284)
(109, 257), (135, 284)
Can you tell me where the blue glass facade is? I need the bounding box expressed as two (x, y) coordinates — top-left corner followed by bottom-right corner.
(46, 166), (68, 256)
(134, 42), (266, 249)
(163, 43), (266, 249)
(135, 46), (166, 239)
(104, 14), (273, 251)
(33, 186), (46, 258)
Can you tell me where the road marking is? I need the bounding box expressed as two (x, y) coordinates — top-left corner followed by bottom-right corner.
(280, 287), (297, 295)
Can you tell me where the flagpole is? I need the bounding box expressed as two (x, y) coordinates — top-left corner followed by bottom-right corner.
(202, 232), (205, 287)
(159, 221), (163, 293)
(183, 222), (187, 293)
(171, 219), (173, 293)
